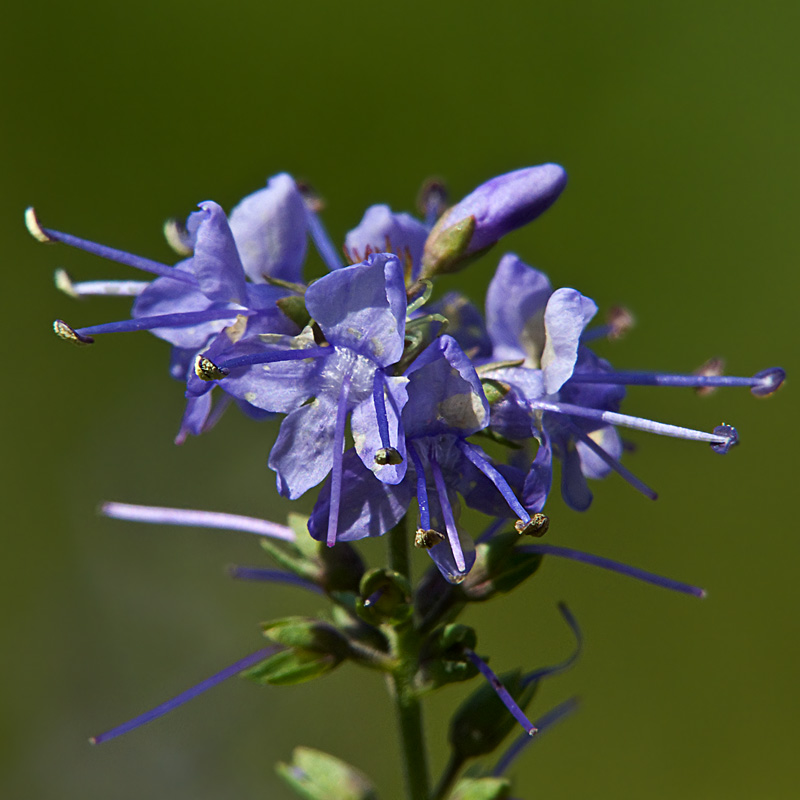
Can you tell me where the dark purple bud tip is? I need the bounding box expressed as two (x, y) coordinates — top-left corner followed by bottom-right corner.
(751, 367), (786, 397)
(53, 319), (94, 345)
(374, 447), (403, 466)
(194, 354), (229, 382)
(417, 178), (449, 219)
(295, 181), (325, 213)
(415, 528), (446, 549)
(710, 424), (738, 454)
(25, 207), (53, 242)
(515, 513), (549, 537)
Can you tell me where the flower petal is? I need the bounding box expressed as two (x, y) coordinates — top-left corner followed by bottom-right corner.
(228, 174), (309, 284)
(305, 254), (407, 366)
(486, 254), (552, 365)
(541, 288), (598, 394)
(187, 202), (248, 304)
(345, 204), (427, 280)
(308, 450), (412, 542)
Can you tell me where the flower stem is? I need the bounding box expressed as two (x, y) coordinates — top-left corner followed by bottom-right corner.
(387, 517), (430, 800)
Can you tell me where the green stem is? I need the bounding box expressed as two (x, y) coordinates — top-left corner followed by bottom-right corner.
(387, 518), (430, 800)
(431, 753), (464, 800)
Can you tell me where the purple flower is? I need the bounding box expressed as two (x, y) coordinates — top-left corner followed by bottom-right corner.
(307, 336), (543, 582)
(30, 177), (315, 441)
(475, 254), (781, 510)
(192, 254), (411, 527)
(421, 165), (567, 277)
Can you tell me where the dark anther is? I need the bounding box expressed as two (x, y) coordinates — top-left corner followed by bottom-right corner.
(53, 319), (94, 345)
(414, 528), (446, 549)
(194, 354), (229, 382)
(374, 447), (403, 466)
(515, 513), (550, 537)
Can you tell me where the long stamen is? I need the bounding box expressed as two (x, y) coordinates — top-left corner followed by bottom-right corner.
(305, 208), (344, 271)
(530, 399), (738, 450)
(372, 370), (392, 448)
(463, 649), (538, 736)
(492, 697), (579, 777)
(430, 453), (466, 572)
(521, 603), (582, 687)
(55, 307), (249, 342)
(100, 501), (295, 541)
(520, 543), (705, 597)
(567, 367), (785, 397)
(26, 208), (198, 286)
(89, 647), (279, 744)
(371, 371), (403, 466)
(326, 379), (350, 547)
(210, 345), (330, 374)
(561, 420), (658, 500)
(408, 443), (432, 531)
(55, 269), (149, 298)
(456, 440), (532, 526)
(226, 566), (323, 594)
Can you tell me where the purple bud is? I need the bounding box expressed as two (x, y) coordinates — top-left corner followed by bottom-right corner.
(446, 165), (567, 250)
(420, 165), (567, 278)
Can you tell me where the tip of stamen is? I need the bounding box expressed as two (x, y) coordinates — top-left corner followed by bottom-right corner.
(515, 513), (550, 537)
(710, 424), (738, 454)
(751, 367), (786, 397)
(54, 268), (79, 298)
(606, 306), (635, 340)
(53, 319), (94, 345)
(163, 218), (194, 256)
(25, 207), (53, 243)
(414, 528), (446, 549)
(194, 354), (229, 382)
(374, 447), (403, 466)
(88, 736), (99, 746)
(694, 357), (725, 396)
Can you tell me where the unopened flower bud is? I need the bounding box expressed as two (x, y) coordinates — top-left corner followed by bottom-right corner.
(421, 165), (567, 279)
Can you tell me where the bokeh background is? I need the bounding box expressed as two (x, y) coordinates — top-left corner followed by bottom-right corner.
(3, 1), (798, 797)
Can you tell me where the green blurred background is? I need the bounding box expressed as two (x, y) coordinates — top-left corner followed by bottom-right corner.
(3, 1), (798, 797)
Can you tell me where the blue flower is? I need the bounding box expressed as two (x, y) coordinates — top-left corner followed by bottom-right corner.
(307, 336), (544, 582)
(193, 254), (411, 525)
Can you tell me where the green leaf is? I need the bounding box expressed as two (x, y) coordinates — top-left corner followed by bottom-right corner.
(276, 747), (378, 800)
(448, 776), (511, 800)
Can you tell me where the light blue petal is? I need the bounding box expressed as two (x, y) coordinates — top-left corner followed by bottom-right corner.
(228, 174), (309, 284)
(541, 288), (598, 394)
(403, 336), (489, 438)
(345, 204), (427, 280)
(351, 375), (409, 484)
(187, 202), (248, 304)
(486, 254), (552, 364)
(305, 253), (406, 366)
(268, 393), (338, 499)
(308, 450), (413, 542)
(577, 425), (622, 479)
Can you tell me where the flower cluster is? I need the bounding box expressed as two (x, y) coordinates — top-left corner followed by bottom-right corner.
(31, 165), (786, 798)
(31, 166), (783, 584)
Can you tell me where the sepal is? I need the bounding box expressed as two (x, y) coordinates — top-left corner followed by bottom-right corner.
(356, 568), (412, 626)
(276, 747), (378, 800)
(461, 532), (544, 601)
(449, 669), (536, 760)
(420, 215), (478, 279)
(418, 624), (479, 690)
